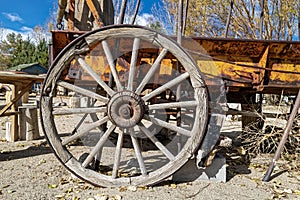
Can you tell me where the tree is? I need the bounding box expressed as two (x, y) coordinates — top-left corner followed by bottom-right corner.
(0, 32), (49, 69)
(35, 39), (49, 67)
(32, 25), (49, 44)
(152, 0), (300, 40)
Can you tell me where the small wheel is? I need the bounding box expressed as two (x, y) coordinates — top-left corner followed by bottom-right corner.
(40, 25), (208, 187)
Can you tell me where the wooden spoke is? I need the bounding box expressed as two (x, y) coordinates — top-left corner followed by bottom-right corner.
(57, 81), (108, 103)
(139, 123), (175, 161)
(130, 131), (147, 176)
(40, 26), (208, 187)
(102, 40), (123, 91)
(127, 38), (140, 90)
(69, 100), (98, 135)
(77, 58), (115, 96)
(144, 115), (191, 137)
(53, 107), (106, 115)
(135, 48), (168, 94)
(148, 101), (198, 110)
(82, 124), (116, 167)
(94, 131), (104, 170)
(142, 72), (190, 102)
(62, 116), (109, 146)
(112, 131), (124, 179)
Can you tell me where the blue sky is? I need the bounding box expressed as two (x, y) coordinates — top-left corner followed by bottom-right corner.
(0, 0), (157, 37)
(0, 0), (55, 32)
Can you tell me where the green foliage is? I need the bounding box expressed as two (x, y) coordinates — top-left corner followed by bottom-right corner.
(149, 21), (164, 33)
(0, 32), (49, 70)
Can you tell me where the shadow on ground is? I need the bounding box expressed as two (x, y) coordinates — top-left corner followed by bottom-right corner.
(0, 145), (53, 162)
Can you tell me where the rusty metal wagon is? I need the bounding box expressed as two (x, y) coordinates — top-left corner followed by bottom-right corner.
(39, 0), (300, 187)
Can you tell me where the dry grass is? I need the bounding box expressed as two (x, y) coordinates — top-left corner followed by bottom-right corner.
(237, 114), (300, 158)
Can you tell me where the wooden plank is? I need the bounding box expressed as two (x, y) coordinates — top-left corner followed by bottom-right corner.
(102, 40), (123, 91)
(148, 101), (198, 110)
(135, 48), (168, 94)
(142, 72), (190, 102)
(0, 72), (44, 84)
(82, 124), (116, 167)
(0, 111), (19, 117)
(57, 80), (109, 103)
(19, 106), (40, 141)
(144, 115), (191, 137)
(130, 132), (147, 177)
(139, 123), (175, 161)
(53, 107), (106, 115)
(0, 81), (34, 116)
(127, 38), (140, 90)
(41, 96), (73, 163)
(62, 116), (108, 145)
(85, 0), (103, 27)
(112, 131), (124, 179)
(77, 58), (115, 96)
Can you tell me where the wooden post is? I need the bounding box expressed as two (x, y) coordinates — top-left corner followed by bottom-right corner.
(19, 106), (40, 141)
(10, 84), (19, 142)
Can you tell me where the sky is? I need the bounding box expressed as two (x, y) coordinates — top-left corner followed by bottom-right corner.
(0, 0), (158, 39)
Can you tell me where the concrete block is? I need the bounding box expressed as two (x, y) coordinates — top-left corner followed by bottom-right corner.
(80, 97), (90, 107)
(172, 154), (226, 183)
(69, 97), (80, 108)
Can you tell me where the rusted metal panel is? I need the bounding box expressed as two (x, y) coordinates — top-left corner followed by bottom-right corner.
(51, 30), (300, 95)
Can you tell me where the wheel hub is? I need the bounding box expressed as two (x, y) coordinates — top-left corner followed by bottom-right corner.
(107, 91), (145, 128)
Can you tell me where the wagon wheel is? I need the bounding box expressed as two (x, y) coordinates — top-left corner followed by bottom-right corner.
(40, 25), (208, 187)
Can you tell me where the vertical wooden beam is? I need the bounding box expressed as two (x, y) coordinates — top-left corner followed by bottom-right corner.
(10, 84), (19, 142)
(57, 0), (68, 25)
(177, 0), (183, 44)
(68, 0), (75, 30)
(86, 0), (103, 27)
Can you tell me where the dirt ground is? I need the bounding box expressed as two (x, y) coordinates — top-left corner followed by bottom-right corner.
(0, 101), (300, 200)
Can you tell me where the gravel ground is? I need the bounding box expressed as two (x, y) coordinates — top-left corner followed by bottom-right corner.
(0, 97), (299, 200)
(1, 124), (299, 200)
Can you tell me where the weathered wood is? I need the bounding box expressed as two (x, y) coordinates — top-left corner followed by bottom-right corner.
(53, 107), (106, 115)
(1, 82), (34, 141)
(57, 81), (108, 102)
(0, 74), (42, 141)
(142, 72), (190, 102)
(40, 96), (72, 163)
(135, 48), (168, 95)
(144, 115), (191, 137)
(19, 107), (26, 140)
(0, 81), (34, 117)
(139, 123), (175, 161)
(62, 116), (108, 145)
(0, 111), (19, 117)
(102, 40), (123, 91)
(40, 26), (209, 187)
(0, 72), (44, 84)
(148, 101), (198, 110)
(112, 131), (124, 179)
(82, 124), (115, 167)
(130, 132), (147, 176)
(127, 38), (140, 90)
(77, 57), (115, 96)
(19, 106), (40, 141)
